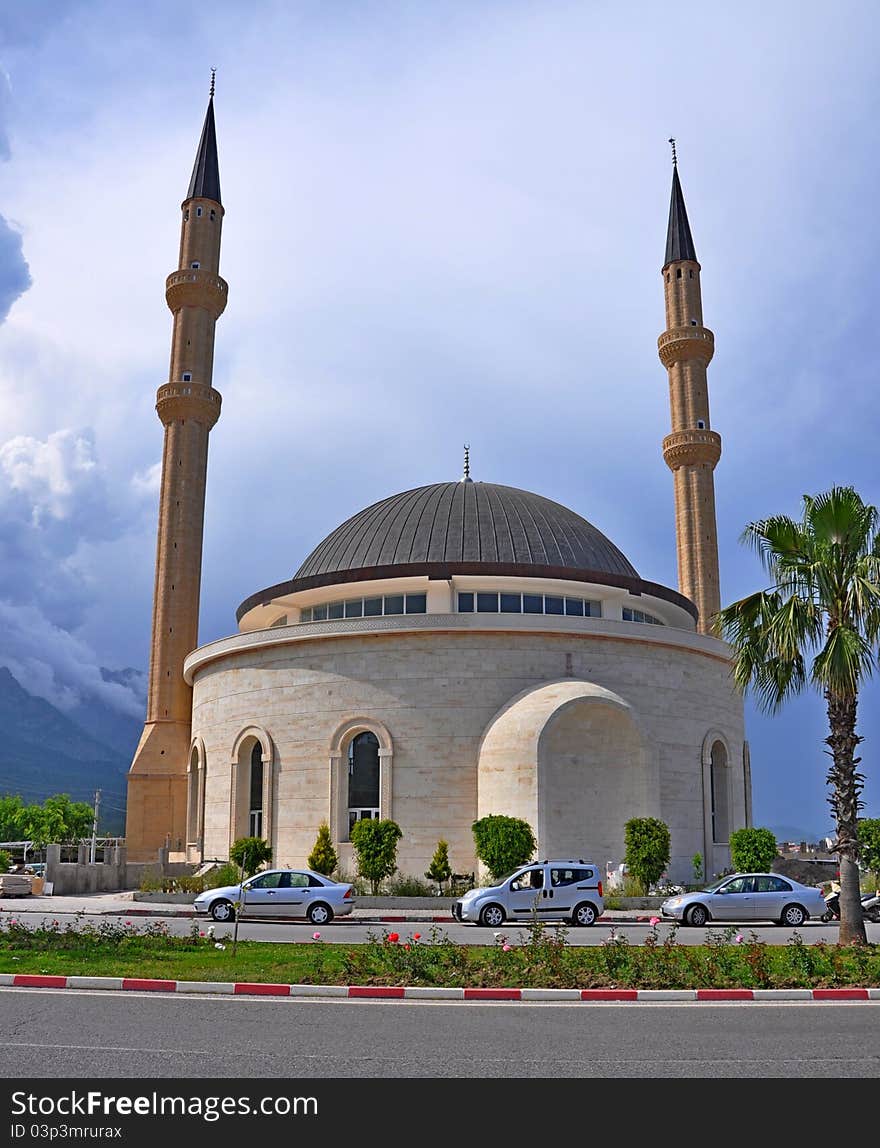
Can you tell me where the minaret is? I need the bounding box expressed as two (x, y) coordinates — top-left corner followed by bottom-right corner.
(125, 78), (227, 860)
(658, 141), (721, 635)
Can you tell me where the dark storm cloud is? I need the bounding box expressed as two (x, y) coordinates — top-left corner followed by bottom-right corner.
(0, 214), (31, 323)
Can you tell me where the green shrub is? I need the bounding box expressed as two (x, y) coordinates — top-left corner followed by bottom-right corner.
(692, 853), (704, 882)
(623, 817), (671, 894)
(729, 827), (778, 873)
(0, 849), (12, 874)
(857, 819), (880, 885)
(229, 836), (272, 877)
(471, 814), (536, 881)
(386, 874), (435, 897)
(424, 840), (452, 893)
(205, 862), (241, 889)
(308, 823), (338, 876)
(350, 819), (403, 895)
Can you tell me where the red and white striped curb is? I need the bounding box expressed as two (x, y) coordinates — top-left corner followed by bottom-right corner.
(1, 974), (878, 1001)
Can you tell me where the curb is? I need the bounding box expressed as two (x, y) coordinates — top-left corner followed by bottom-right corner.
(0, 906), (657, 924)
(1, 973), (878, 1001)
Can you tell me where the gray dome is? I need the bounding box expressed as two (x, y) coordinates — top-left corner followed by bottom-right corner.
(294, 482), (638, 580)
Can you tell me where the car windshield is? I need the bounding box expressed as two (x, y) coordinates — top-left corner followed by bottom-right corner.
(700, 877), (733, 893)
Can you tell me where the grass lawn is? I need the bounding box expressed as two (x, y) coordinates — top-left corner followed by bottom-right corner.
(1, 919), (879, 988)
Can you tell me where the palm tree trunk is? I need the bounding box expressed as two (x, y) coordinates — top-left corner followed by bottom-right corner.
(825, 690), (867, 945)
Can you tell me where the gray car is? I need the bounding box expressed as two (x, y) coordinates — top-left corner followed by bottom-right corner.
(660, 872), (826, 927)
(193, 868), (355, 925)
(451, 859), (604, 927)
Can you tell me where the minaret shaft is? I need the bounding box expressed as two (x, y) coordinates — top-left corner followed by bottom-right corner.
(659, 172), (722, 635)
(125, 99), (225, 861)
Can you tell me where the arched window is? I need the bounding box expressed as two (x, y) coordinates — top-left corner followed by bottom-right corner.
(249, 741), (264, 837)
(348, 731), (380, 836)
(710, 741), (729, 843)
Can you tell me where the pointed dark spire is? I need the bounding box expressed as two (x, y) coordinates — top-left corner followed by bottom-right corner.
(186, 82), (221, 205)
(664, 156), (697, 267)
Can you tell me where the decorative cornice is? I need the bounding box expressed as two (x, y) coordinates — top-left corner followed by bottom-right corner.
(184, 611), (732, 684)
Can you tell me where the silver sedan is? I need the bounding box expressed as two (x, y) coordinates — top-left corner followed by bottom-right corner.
(194, 869), (355, 925)
(661, 873), (826, 927)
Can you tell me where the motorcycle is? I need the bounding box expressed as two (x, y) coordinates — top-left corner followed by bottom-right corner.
(821, 887), (840, 922)
(862, 890), (880, 924)
(821, 887), (880, 923)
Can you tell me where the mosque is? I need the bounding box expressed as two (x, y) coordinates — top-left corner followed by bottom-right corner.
(124, 90), (750, 883)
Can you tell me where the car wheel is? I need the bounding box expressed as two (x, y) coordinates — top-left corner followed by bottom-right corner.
(781, 904), (806, 927)
(307, 902), (333, 926)
(685, 903), (708, 927)
(571, 901), (598, 927)
(479, 903), (506, 928)
(210, 899), (235, 922)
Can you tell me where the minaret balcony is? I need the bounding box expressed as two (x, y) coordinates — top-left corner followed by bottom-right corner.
(657, 325), (714, 368)
(165, 269), (228, 319)
(662, 428), (722, 470)
(156, 381), (222, 428)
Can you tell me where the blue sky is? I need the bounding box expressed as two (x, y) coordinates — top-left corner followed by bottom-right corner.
(1, 0), (879, 837)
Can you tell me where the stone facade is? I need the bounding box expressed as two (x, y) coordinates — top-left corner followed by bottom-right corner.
(187, 614), (747, 883)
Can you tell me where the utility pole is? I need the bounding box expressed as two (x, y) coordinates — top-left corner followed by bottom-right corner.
(89, 789), (101, 864)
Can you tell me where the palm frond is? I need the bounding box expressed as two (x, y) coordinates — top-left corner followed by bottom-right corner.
(812, 625), (875, 697)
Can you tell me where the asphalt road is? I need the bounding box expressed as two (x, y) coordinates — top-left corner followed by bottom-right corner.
(11, 910), (880, 946)
(2, 988), (879, 1078)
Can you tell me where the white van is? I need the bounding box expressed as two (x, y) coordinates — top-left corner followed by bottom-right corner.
(451, 859), (604, 927)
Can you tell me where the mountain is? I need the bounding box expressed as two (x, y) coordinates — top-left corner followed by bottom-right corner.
(766, 823), (835, 847)
(0, 667), (141, 835)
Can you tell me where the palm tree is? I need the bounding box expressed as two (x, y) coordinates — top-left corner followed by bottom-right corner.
(715, 486), (880, 944)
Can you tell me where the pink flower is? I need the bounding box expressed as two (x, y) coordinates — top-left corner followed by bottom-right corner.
(312, 932), (321, 940)
(124, 921), (132, 926)
(413, 933), (421, 940)
(403, 944), (410, 951)
(649, 916), (660, 926)
(502, 944), (512, 952)
(387, 932), (400, 944)
(199, 931), (205, 937)
(735, 933), (744, 944)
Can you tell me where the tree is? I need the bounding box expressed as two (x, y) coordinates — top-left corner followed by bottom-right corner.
(623, 817), (670, 894)
(350, 818), (402, 895)
(308, 823), (338, 876)
(716, 486), (880, 944)
(424, 839), (452, 894)
(229, 836), (272, 877)
(729, 827), (778, 874)
(18, 794), (94, 848)
(858, 818), (880, 887)
(471, 814), (536, 881)
(0, 795), (25, 841)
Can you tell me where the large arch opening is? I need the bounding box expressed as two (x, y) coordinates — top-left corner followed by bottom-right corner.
(478, 680), (649, 872)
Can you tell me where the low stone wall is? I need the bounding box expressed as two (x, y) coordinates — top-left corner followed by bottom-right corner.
(45, 844), (196, 895)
